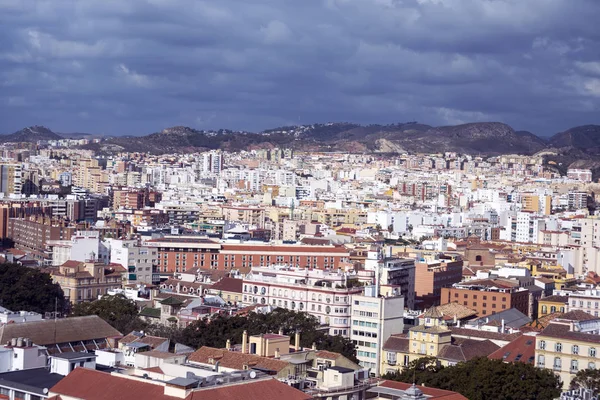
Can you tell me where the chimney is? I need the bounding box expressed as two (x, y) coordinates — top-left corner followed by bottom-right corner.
(242, 330), (248, 354)
(294, 331), (300, 351)
(311, 342), (316, 351)
(226, 339), (231, 351)
(274, 348), (280, 359)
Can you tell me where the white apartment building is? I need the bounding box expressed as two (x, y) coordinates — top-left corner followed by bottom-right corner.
(365, 250), (416, 309)
(242, 265), (373, 336)
(49, 231), (104, 266)
(105, 238), (157, 285)
(350, 286), (404, 376)
(567, 289), (600, 318)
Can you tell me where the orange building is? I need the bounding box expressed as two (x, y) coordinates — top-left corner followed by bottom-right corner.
(440, 279), (530, 317)
(146, 237), (351, 274)
(414, 255), (463, 308)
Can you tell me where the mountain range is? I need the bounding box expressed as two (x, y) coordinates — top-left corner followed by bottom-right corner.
(2, 122), (600, 164)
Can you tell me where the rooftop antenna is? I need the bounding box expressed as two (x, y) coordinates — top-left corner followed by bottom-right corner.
(54, 297), (57, 346)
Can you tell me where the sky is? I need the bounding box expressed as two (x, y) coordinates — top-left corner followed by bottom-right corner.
(1, 0), (599, 137)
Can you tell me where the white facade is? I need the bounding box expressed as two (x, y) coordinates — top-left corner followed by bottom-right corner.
(0, 341), (47, 373)
(350, 287), (404, 376)
(105, 238), (156, 284)
(242, 265), (373, 337)
(51, 231), (101, 266)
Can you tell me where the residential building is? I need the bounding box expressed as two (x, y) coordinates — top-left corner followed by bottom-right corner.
(414, 253), (463, 308)
(51, 260), (125, 304)
(535, 311), (600, 389)
(350, 286), (404, 375)
(0, 163), (22, 196)
(242, 265), (369, 336)
(441, 279), (530, 317)
(105, 238), (157, 285)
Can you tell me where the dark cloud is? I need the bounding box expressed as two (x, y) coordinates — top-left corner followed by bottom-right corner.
(1, 0), (599, 136)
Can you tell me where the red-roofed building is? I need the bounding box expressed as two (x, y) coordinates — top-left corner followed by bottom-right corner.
(369, 380), (468, 399)
(49, 367), (311, 400)
(488, 334), (537, 364)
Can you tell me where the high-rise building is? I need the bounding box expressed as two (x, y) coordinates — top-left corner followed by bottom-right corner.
(0, 164), (22, 196)
(350, 286), (404, 375)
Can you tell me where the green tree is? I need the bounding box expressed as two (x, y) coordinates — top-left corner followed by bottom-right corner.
(0, 263), (65, 314)
(180, 308), (358, 362)
(71, 294), (144, 334)
(571, 368), (600, 394)
(384, 357), (561, 400)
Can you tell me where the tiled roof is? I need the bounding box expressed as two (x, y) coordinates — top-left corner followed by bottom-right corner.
(186, 378), (311, 400)
(488, 335), (536, 364)
(315, 350), (343, 360)
(188, 346), (290, 372)
(120, 332), (168, 349)
(558, 310), (598, 322)
(49, 368), (179, 400)
(539, 322), (600, 344)
(432, 302), (477, 320)
(438, 339), (499, 362)
(382, 335), (409, 352)
(139, 307), (161, 318)
(0, 315), (122, 346)
(211, 277), (243, 293)
(540, 295), (568, 303)
(378, 380), (468, 399)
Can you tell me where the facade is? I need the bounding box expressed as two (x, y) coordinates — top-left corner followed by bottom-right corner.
(242, 265), (370, 336)
(49, 230), (102, 266)
(105, 238), (157, 285)
(51, 260), (124, 304)
(350, 286), (404, 375)
(145, 236), (351, 274)
(414, 254), (463, 308)
(441, 279), (530, 317)
(535, 312), (600, 389)
(8, 216), (77, 261)
(0, 163), (22, 196)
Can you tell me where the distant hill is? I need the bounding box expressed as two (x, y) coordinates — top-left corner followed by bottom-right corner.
(5, 122), (600, 166)
(547, 125), (600, 151)
(0, 126), (62, 143)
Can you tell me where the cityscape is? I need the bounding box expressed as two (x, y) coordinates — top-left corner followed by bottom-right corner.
(2, 1), (600, 399)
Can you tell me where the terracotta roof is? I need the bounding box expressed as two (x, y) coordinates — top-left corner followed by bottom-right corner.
(49, 368), (179, 400)
(488, 335), (536, 364)
(188, 346), (290, 372)
(0, 315), (122, 346)
(186, 378), (311, 400)
(211, 277), (243, 293)
(315, 350), (343, 360)
(221, 244), (349, 254)
(438, 339), (499, 362)
(382, 334), (409, 352)
(143, 366), (164, 374)
(430, 302), (477, 321)
(378, 380), (468, 400)
(120, 333), (168, 349)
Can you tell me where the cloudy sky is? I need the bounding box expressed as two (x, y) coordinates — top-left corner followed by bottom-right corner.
(1, 0), (599, 136)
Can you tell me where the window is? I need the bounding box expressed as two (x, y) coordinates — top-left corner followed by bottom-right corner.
(590, 362), (596, 370)
(555, 343), (562, 352)
(572, 345), (579, 355)
(571, 360), (579, 373)
(590, 348), (597, 357)
(553, 357), (561, 370)
(537, 355), (545, 368)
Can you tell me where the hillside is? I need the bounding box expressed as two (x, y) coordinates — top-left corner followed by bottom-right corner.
(0, 126), (62, 143)
(547, 125), (600, 151)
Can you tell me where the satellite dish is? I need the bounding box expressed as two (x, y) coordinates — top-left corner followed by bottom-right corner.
(249, 371), (257, 379)
(43, 389), (49, 395)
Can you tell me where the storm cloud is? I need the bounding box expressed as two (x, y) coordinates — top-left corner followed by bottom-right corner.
(1, 0), (599, 136)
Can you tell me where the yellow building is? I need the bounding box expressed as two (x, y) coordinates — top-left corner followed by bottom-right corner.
(52, 260), (124, 304)
(538, 295), (568, 318)
(381, 307), (500, 375)
(535, 312), (600, 389)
